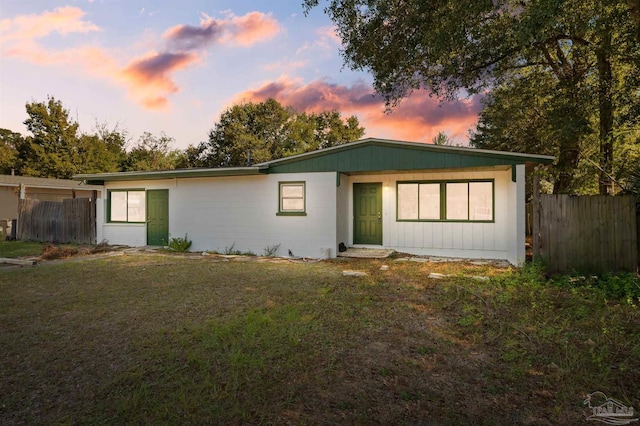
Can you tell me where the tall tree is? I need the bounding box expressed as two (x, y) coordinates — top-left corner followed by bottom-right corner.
(304, 0), (640, 193)
(191, 98), (364, 168)
(432, 131), (451, 146)
(311, 111), (365, 150)
(471, 71), (596, 193)
(75, 122), (128, 174)
(0, 129), (21, 175)
(18, 97), (80, 178)
(122, 132), (182, 171)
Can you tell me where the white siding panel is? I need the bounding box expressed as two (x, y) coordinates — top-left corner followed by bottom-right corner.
(462, 223), (473, 249)
(452, 223), (464, 249)
(345, 168), (520, 262)
(506, 165), (526, 265)
(471, 222), (483, 250)
(414, 221), (424, 247)
(95, 198), (104, 243)
(336, 173), (349, 248)
(432, 222), (443, 249)
(422, 222), (433, 248)
(442, 223), (454, 249)
(480, 223), (494, 251)
(404, 222), (415, 247)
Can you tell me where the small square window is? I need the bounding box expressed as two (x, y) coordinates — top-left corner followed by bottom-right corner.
(278, 182), (306, 216)
(108, 190), (146, 223)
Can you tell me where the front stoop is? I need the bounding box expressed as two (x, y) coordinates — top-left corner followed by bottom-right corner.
(337, 248), (395, 259)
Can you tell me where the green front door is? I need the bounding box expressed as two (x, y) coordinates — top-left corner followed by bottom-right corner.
(147, 189), (168, 246)
(353, 183), (382, 245)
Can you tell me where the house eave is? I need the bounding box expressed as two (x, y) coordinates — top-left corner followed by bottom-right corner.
(72, 138), (555, 184)
(256, 138), (556, 168)
(0, 175), (104, 191)
(74, 166), (268, 184)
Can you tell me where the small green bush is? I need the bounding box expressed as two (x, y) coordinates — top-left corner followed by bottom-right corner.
(222, 242), (256, 256)
(552, 273), (640, 305)
(223, 242), (241, 255)
(165, 234), (192, 253)
(262, 243), (281, 257)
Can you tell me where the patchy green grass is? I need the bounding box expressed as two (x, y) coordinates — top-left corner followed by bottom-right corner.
(0, 255), (638, 425)
(0, 241), (45, 258)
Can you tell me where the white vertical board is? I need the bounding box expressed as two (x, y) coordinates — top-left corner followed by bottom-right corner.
(345, 167), (520, 262)
(336, 173), (350, 250)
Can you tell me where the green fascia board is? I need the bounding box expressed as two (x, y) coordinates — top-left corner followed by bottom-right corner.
(74, 166), (268, 184)
(259, 138), (554, 174)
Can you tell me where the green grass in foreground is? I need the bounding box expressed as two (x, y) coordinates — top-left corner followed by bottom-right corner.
(0, 255), (638, 425)
(0, 241), (45, 258)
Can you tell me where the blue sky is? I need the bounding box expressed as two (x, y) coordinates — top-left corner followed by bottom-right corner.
(0, 1), (483, 150)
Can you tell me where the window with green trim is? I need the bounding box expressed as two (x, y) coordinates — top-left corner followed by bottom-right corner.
(277, 182), (306, 215)
(108, 190), (146, 223)
(397, 180), (493, 222)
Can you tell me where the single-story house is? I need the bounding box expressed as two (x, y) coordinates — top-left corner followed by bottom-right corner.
(75, 138), (554, 265)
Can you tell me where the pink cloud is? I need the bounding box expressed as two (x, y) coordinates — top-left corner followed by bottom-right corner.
(119, 51), (199, 109)
(0, 6), (100, 42)
(164, 12), (281, 50)
(1, 8), (283, 111)
(225, 11), (281, 46)
(164, 20), (223, 51)
(315, 26), (341, 45)
(295, 25), (341, 56)
(233, 76), (482, 143)
(0, 7), (118, 82)
(121, 11), (280, 110)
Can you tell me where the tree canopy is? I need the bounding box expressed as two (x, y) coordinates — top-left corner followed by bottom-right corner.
(470, 69), (640, 194)
(304, 0), (640, 194)
(2, 97), (366, 177)
(121, 132), (183, 172)
(2, 98), (188, 178)
(3, 98), (130, 178)
(19, 97), (81, 178)
(187, 98), (365, 167)
(0, 129), (21, 175)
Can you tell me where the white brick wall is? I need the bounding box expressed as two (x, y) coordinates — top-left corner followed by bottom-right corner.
(101, 173), (337, 258)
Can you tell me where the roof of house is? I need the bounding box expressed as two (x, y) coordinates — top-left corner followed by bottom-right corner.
(74, 138), (555, 184)
(0, 174), (104, 190)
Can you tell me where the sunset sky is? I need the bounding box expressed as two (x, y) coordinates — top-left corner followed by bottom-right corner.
(0, 1), (484, 150)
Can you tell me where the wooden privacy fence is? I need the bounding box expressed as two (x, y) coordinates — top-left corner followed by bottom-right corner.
(532, 194), (638, 274)
(17, 198), (96, 244)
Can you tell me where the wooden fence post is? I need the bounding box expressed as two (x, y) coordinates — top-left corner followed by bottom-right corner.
(91, 190), (97, 244)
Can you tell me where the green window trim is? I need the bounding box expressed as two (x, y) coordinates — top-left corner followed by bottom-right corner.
(396, 179), (495, 223)
(107, 189), (146, 223)
(276, 211), (307, 216)
(277, 181), (307, 216)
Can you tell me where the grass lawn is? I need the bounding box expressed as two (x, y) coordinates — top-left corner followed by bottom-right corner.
(0, 241), (46, 258)
(0, 254), (638, 424)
